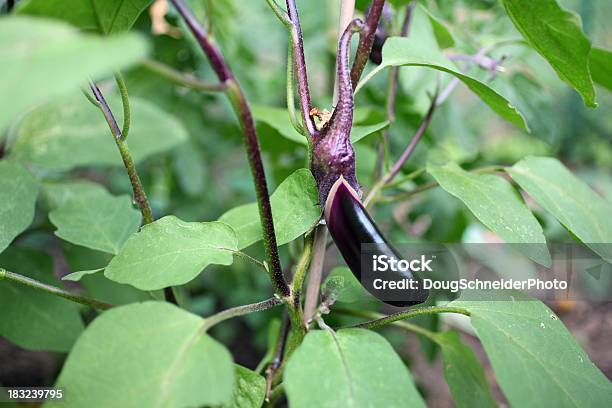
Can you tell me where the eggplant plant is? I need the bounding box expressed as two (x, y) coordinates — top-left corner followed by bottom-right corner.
(1, 0), (611, 407)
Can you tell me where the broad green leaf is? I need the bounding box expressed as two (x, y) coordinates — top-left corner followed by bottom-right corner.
(0, 17), (148, 132)
(590, 47), (612, 92)
(501, 0), (596, 107)
(9, 95), (187, 171)
(0, 161), (39, 253)
(251, 105), (389, 145)
(450, 291), (612, 407)
(357, 6), (527, 130)
(433, 331), (496, 408)
(428, 163), (550, 266)
(507, 156), (612, 262)
(43, 181), (141, 254)
(17, 0), (152, 35)
(284, 329), (425, 408)
(219, 169), (320, 249)
(104, 216), (238, 290)
(0, 248), (84, 352)
(52, 302), (234, 407)
(226, 365), (266, 408)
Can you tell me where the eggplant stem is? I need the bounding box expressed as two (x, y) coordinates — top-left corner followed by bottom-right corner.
(342, 305), (471, 330)
(141, 59), (228, 93)
(375, 2), (416, 180)
(1, 268), (112, 310)
(201, 297), (283, 332)
(303, 225), (328, 326)
(350, 0), (386, 88)
(277, 0), (319, 138)
(170, 0), (290, 298)
(333, 308), (438, 340)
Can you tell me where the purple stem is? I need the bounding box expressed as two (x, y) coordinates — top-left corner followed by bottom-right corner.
(376, 2), (415, 179)
(350, 0), (386, 89)
(170, 0), (290, 297)
(170, 0), (232, 82)
(285, 0), (319, 138)
(383, 90), (438, 185)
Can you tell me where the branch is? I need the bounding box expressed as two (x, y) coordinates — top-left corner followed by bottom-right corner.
(303, 225), (328, 326)
(88, 82), (154, 225)
(141, 59), (228, 92)
(170, 0), (290, 298)
(334, 307), (437, 340)
(283, 0), (319, 138)
(350, 0), (386, 89)
(375, 1), (415, 178)
(0, 268), (112, 310)
(346, 305), (471, 330)
(382, 88), (438, 185)
(265, 312), (290, 402)
(114, 71), (131, 141)
(201, 297), (283, 331)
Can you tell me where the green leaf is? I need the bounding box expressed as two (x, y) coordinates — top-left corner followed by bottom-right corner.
(17, 0), (152, 35)
(0, 161), (39, 254)
(0, 248), (84, 352)
(43, 181), (141, 254)
(226, 365), (266, 408)
(252, 105), (389, 145)
(104, 215), (237, 290)
(52, 302), (234, 407)
(9, 94), (187, 171)
(424, 9), (455, 49)
(450, 291), (612, 407)
(0, 17), (148, 132)
(357, 6), (527, 130)
(433, 331), (497, 408)
(589, 47), (612, 92)
(351, 121), (390, 143)
(428, 162), (550, 266)
(62, 268), (105, 282)
(507, 156), (612, 262)
(284, 329), (425, 408)
(219, 169), (320, 249)
(501, 0), (596, 107)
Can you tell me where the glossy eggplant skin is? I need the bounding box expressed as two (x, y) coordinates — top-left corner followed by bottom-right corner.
(325, 178), (429, 307)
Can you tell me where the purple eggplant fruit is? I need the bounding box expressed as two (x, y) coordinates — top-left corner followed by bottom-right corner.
(325, 177), (429, 307)
(311, 19), (428, 307)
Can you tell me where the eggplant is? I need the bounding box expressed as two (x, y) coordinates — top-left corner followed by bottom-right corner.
(325, 177), (429, 307)
(311, 19), (428, 307)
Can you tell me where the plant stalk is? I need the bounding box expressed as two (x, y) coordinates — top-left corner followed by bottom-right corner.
(348, 305), (471, 330)
(350, 0), (386, 88)
(284, 0), (319, 138)
(0, 268), (112, 310)
(302, 225), (328, 326)
(88, 82), (154, 225)
(141, 59), (228, 92)
(201, 297), (283, 331)
(170, 0), (290, 298)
